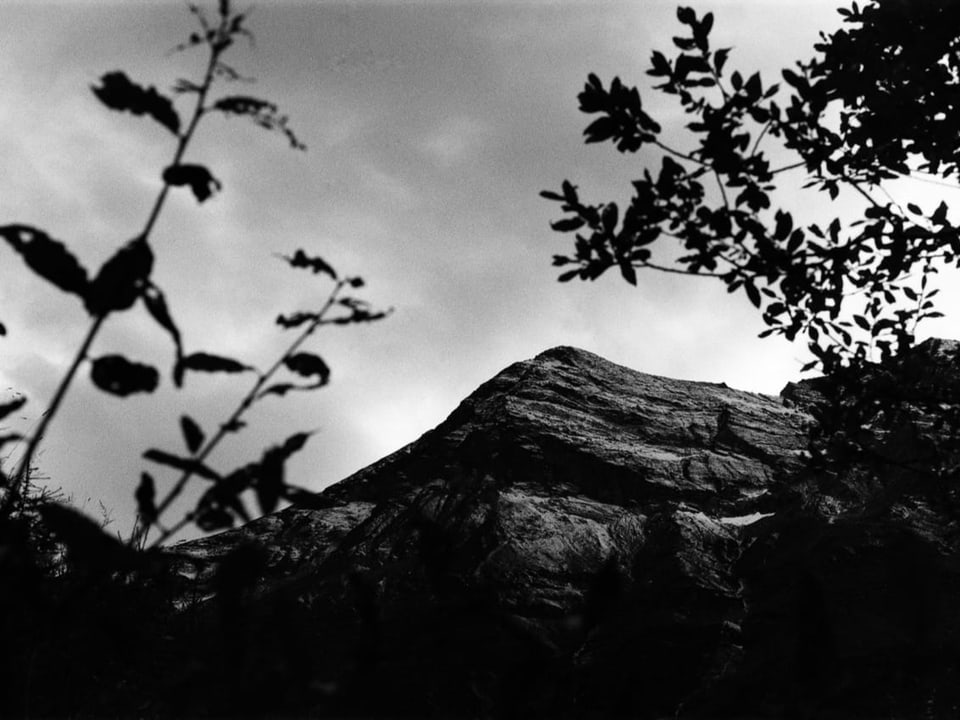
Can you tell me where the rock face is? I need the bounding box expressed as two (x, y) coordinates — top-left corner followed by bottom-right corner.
(165, 340), (960, 718)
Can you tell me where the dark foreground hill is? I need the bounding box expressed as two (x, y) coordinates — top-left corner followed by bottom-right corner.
(8, 340), (960, 718)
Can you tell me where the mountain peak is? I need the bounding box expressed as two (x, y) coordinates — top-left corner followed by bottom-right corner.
(162, 340), (960, 718)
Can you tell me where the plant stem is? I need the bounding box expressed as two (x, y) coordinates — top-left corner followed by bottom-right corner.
(144, 279), (347, 548)
(2, 34), (224, 518)
(2, 315), (105, 514)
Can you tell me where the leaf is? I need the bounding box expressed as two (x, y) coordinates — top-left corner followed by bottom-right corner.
(213, 95), (275, 116)
(782, 68), (803, 89)
(143, 448), (222, 481)
(932, 200), (949, 225)
(162, 164), (222, 202)
(583, 116), (617, 144)
(195, 506), (234, 532)
(601, 203), (619, 234)
(0, 224), (89, 297)
(283, 352), (330, 384)
(713, 48), (730, 75)
(619, 259), (637, 286)
(180, 415), (205, 454)
(551, 217), (586, 232)
(141, 282), (184, 385)
(744, 281), (761, 308)
(136, 472), (158, 525)
(90, 355), (159, 397)
(91, 71), (181, 135)
(0, 396), (26, 422)
(774, 211), (793, 241)
(252, 431), (314, 514)
(177, 352), (253, 376)
(259, 382), (298, 398)
(276, 311), (320, 329)
(281, 249), (337, 279)
(221, 418), (246, 433)
(84, 236), (154, 316)
(212, 95), (306, 150)
(255, 455), (284, 515)
(0, 321), (6, 336)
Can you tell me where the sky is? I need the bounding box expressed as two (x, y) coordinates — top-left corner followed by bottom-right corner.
(2, 0), (958, 540)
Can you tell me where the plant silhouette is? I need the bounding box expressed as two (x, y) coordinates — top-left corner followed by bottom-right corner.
(0, 0), (389, 553)
(545, 0), (960, 494)
(545, 1), (960, 378)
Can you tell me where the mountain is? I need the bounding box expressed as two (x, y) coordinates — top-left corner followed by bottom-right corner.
(58, 341), (960, 716)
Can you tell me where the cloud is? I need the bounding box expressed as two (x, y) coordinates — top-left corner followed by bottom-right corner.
(356, 160), (421, 208)
(419, 117), (488, 168)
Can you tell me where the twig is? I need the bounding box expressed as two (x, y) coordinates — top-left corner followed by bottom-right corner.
(144, 278), (348, 548)
(2, 21), (230, 516)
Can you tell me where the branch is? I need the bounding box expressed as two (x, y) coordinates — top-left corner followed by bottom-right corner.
(144, 278), (349, 548)
(653, 140), (711, 168)
(771, 160), (807, 175)
(750, 120), (773, 157)
(638, 260), (725, 277)
(2, 315), (106, 514)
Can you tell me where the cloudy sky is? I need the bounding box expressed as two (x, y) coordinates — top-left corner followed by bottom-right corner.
(2, 0), (957, 540)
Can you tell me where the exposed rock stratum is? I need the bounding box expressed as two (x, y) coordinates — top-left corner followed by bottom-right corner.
(161, 340), (960, 718)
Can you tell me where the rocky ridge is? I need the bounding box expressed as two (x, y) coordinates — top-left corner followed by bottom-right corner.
(165, 339), (960, 718)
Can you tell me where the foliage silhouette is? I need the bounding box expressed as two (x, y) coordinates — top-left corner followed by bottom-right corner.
(545, 1), (959, 377)
(0, 0), (389, 554)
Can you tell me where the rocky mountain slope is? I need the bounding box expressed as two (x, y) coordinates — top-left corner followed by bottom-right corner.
(158, 340), (960, 718)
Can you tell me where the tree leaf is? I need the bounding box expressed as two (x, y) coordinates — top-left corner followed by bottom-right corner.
(90, 355), (159, 397)
(136, 472), (158, 525)
(280, 431), (312, 457)
(0, 224), (89, 297)
(195, 505), (234, 531)
(539, 190), (565, 201)
(551, 217), (585, 232)
(601, 203), (619, 234)
(280, 249), (337, 279)
(0, 396), (26, 422)
(180, 415), (205, 454)
(84, 236), (154, 317)
(259, 383), (297, 398)
(714, 48), (730, 75)
(251, 431), (314, 514)
(283, 352), (330, 384)
(91, 71), (181, 135)
(177, 352), (253, 377)
(583, 116), (617, 144)
(141, 282), (184, 386)
(212, 95), (306, 150)
(143, 448), (222, 481)
(162, 164), (222, 202)
(276, 311), (320, 329)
